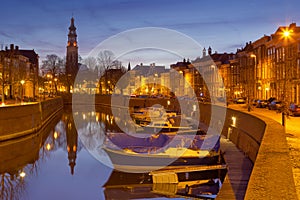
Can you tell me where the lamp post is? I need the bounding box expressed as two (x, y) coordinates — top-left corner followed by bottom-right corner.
(249, 54), (257, 112)
(54, 77), (58, 96)
(167, 100), (170, 110)
(281, 29), (292, 126)
(265, 87), (269, 99)
(20, 80), (25, 104)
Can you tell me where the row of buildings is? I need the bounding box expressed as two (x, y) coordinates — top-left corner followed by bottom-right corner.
(198, 22), (300, 104)
(0, 17), (79, 101)
(2, 19), (300, 105)
(105, 23), (300, 105)
(0, 44), (39, 101)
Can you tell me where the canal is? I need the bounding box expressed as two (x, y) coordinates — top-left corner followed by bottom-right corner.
(0, 106), (226, 200)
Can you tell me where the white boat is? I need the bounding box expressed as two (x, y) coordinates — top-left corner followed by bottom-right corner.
(102, 132), (221, 172)
(131, 106), (177, 125)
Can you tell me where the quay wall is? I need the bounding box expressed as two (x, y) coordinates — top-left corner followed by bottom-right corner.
(93, 95), (296, 199)
(0, 97), (63, 141)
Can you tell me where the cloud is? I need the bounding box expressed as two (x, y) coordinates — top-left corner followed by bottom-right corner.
(0, 31), (13, 39)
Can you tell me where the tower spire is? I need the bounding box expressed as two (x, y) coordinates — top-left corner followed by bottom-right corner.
(69, 17), (76, 31)
(128, 62), (131, 71)
(66, 16), (79, 93)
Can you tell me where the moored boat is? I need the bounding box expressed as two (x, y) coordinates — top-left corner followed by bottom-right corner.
(102, 132), (221, 172)
(131, 106), (177, 126)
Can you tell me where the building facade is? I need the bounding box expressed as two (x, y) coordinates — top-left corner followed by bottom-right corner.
(0, 44), (39, 102)
(233, 23), (300, 104)
(194, 23), (300, 105)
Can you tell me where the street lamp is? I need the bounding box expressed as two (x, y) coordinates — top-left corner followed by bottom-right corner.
(54, 78), (58, 96)
(265, 87), (270, 99)
(20, 80), (25, 104)
(167, 100), (170, 110)
(248, 54), (257, 112)
(281, 28), (292, 126)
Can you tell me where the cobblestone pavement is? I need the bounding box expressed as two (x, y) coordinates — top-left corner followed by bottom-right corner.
(0, 98), (47, 106)
(229, 104), (300, 199)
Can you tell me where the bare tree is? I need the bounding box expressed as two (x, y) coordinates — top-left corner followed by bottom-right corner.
(41, 54), (64, 95)
(41, 54), (64, 76)
(97, 51), (115, 94)
(83, 56), (97, 69)
(97, 50), (115, 73)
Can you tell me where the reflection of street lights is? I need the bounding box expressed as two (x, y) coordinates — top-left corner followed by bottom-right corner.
(20, 80), (25, 103)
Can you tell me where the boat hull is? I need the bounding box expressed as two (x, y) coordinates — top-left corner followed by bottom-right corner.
(103, 147), (220, 172)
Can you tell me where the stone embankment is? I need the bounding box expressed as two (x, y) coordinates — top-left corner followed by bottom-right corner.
(0, 97), (63, 141)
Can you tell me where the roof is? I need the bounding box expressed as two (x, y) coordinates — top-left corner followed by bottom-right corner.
(17, 50), (39, 64)
(210, 53), (235, 64)
(132, 64), (167, 76)
(192, 53), (235, 65)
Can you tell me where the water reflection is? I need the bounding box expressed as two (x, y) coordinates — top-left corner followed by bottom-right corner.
(1, 106), (226, 199)
(0, 111), (62, 200)
(104, 169), (226, 199)
(64, 108), (78, 175)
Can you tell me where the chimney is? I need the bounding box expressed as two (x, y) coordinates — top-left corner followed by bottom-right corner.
(10, 44), (14, 51)
(290, 23), (296, 29)
(15, 46), (19, 51)
(208, 46), (212, 55)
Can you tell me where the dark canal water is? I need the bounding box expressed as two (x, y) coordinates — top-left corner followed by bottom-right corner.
(0, 106), (226, 200)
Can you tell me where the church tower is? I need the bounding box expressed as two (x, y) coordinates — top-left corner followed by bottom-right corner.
(66, 17), (78, 91)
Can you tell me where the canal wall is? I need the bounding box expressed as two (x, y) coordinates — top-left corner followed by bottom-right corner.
(0, 97), (63, 141)
(242, 113), (297, 199)
(0, 110), (62, 174)
(93, 95), (296, 199)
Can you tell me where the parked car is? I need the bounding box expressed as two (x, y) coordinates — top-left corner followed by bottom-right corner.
(289, 103), (300, 116)
(256, 99), (268, 108)
(252, 99), (259, 106)
(267, 97), (276, 103)
(198, 96), (211, 103)
(217, 96), (226, 102)
(268, 100), (282, 110)
(234, 97), (246, 104)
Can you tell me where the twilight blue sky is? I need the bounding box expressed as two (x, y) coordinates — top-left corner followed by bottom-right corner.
(1, 0), (300, 64)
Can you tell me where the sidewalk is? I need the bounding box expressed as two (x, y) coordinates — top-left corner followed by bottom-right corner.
(228, 103), (300, 199)
(0, 97), (50, 106)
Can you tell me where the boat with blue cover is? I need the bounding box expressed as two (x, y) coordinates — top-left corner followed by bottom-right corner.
(102, 132), (221, 172)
